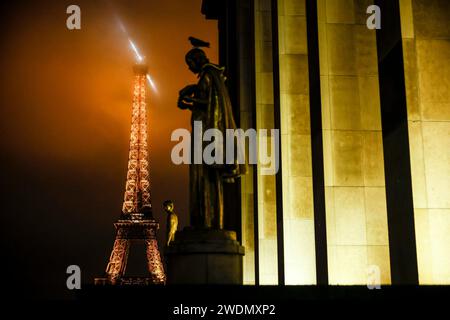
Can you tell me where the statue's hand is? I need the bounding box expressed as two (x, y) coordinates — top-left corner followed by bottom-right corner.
(177, 96), (192, 110)
(182, 96), (194, 103)
(179, 84), (197, 97)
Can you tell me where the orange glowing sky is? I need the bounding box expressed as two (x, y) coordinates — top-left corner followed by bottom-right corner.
(0, 0), (217, 299)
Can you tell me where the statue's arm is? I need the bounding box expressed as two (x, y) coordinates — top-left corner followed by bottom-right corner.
(184, 73), (211, 105)
(177, 96), (193, 110)
(178, 84), (199, 110)
(182, 96), (208, 105)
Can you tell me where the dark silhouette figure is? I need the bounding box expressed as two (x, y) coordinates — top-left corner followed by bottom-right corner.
(177, 45), (246, 230)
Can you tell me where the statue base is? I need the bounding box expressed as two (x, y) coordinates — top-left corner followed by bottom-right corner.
(165, 228), (245, 284)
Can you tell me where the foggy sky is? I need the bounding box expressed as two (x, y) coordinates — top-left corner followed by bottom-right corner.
(0, 0), (217, 299)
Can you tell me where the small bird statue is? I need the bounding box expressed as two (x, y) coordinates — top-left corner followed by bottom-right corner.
(164, 200), (178, 246)
(188, 36), (210, 48)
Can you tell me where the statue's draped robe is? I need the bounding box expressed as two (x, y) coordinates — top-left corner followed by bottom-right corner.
(190, 64), (246, 229)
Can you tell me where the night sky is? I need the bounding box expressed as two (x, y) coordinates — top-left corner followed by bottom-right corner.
(0, 0), (217, 299)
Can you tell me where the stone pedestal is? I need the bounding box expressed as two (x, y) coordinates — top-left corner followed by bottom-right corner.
(165, 228), (245, 284)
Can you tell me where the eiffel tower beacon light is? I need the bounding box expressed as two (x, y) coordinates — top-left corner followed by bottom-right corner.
(95, 41), (166, 285)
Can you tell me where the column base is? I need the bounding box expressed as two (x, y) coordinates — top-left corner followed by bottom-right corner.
(165, 228), (245, 284)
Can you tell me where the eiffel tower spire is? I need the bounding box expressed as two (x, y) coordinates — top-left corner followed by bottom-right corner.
(95, 64), (166, 285)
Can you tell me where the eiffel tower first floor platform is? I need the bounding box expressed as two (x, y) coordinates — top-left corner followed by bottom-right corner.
(94, 218), (166, 286)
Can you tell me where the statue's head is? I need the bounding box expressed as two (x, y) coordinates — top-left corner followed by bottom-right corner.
(185, 48), (209, 74)
(163, 200), (174, 213)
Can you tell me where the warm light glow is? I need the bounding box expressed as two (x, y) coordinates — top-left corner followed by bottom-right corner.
(117, 18), (127, 34)
(122, 73), (151, 215)
(127, 39), (158, 94)
(317, 0), (391, 285)
(129, 39), (143, 62)
(400, 0), (450, 284)
(254, 0), (278, 285)
(118, 17), (158, 95)
(146, 74), (157, 93)
(277, 0), (316, 285)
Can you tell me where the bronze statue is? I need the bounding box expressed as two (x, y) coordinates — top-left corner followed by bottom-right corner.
(164, 200), (178, 246)
(178, 41), (245, 230)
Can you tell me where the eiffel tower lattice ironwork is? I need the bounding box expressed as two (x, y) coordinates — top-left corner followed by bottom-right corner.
(95, 64), (166, 285)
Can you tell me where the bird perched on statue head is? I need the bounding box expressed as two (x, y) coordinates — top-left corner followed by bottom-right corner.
(188, 36), (210, 48)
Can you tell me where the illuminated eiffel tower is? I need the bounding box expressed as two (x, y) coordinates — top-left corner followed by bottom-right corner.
(95, 64), (166, 285)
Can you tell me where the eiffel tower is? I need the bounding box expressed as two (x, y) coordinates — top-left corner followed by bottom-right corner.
(95, 64), (166, 285)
